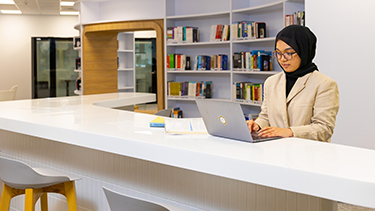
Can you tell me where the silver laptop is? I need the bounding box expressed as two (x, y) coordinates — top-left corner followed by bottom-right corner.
(195, 99), (280, 143)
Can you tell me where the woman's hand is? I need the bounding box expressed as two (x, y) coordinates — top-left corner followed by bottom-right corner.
(246, 120), (259, 133)
(257, 127), (293, 138)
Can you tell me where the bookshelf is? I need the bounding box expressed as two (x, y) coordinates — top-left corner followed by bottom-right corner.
(117, 32), (135, 92)
(73, 23), (82, 95)
(165, 0), (305, 118)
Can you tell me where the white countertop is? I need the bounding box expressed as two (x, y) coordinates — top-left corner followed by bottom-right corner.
(0, 93), (374, 208)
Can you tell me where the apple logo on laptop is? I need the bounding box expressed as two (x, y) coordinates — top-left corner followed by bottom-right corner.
(219, 115), (227, 125)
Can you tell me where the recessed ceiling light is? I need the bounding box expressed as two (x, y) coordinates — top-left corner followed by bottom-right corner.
(0, 0), (15, 4)
(61, 1), (75, 6)
(60, 11), (79, 15)
(1, 10), (21, 14)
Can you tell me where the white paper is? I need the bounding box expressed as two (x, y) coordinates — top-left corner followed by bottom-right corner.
(164, 118), (208, 134)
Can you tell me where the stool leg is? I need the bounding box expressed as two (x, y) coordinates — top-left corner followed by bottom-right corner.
(64, 181), (78, 211)
(0, 184), (12, 211)
(25, 188), (35, 211)
(40, 193), (48, 211)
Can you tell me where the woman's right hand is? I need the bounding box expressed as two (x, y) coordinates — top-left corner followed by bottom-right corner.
(246, 120), (259, 133)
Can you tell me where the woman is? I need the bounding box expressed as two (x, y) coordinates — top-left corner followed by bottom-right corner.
(247, 25), (339, 142)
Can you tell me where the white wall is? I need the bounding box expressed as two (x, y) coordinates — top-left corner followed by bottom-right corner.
(306, 0), (375, 149)
(0, 15), (79, 100)
(79, 0), (375, 149)
(80, 0), (164, 24)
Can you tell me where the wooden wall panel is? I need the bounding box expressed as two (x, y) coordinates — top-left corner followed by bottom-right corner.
(82, 20), (164, 110)
(83, 32), (118, 94)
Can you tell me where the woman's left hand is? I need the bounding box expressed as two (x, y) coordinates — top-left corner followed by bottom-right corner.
(257, 127), (293, 138)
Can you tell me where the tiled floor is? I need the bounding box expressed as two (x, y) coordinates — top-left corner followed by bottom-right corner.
(339, 202), (375, 211)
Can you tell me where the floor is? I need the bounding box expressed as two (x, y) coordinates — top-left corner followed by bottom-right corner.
(134, 103), (158, 114)
(338, 202), (375, 211)
(136, 103), (158, 111)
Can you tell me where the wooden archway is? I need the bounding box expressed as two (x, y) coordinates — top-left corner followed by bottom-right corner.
(82, 19), (164, 110)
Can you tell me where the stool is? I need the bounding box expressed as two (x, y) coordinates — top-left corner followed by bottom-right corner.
(103, 186), (187, 211)
(0, 157), (80, 211)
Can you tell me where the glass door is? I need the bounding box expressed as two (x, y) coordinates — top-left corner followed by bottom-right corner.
(134, 38), (157, 110)
(32, 37), (78, 98)
(135, 38), (157, 96)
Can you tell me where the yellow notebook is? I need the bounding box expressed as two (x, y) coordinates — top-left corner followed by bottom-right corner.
(149, 117), (165, 127)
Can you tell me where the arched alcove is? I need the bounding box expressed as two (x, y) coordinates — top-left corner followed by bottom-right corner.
(82, 19), (164, 110)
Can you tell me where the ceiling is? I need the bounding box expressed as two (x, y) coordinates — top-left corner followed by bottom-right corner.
(0, 0), (78, 15)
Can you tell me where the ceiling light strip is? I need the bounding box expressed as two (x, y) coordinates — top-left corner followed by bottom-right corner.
(1, 10), (21, 14)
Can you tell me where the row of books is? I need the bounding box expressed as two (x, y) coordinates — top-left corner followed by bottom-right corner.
(167, 54), (229, 71)
(234, 82), (264, 102)
(166, 26), (200, 43)
(210, 24), (230, 41)
(171, 107), (183, 118)
(233, 51), (273, 71)
(168, 81), (213, 98)
(285, 11), (305, 27)
(231, 21), (266, 40)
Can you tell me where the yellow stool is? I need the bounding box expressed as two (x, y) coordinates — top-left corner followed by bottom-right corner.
(0, 157), (80, 211)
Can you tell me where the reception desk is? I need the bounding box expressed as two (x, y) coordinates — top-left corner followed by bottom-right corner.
(0, 93), (374, 211)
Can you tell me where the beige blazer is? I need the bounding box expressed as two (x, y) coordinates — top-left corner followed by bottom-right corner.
(255, 70), (339, 142)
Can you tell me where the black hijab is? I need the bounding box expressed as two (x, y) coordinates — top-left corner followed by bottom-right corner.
(275, 25), (318, 97)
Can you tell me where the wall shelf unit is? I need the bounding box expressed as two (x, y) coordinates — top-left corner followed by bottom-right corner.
(165, 0), (305, 117)
(73, 23), (82, 95)
(117, 32), (135, 93)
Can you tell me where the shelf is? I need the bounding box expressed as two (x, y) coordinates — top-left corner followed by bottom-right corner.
(167, 70), (231, 74)
(233, 70), (280, 75)
(232, 1), (284, 14)
(236, 100), (263, 107)
(118, 49), (134, 53)
(167, 97), (231, 102)
(118, 68), (134, 71)
(74, 23), (81, 30)
(74, 47), (81, 51)
(286, 0), (304, 3)
(166, 11), (230, 20)
(166, 40), (230, 46)
(118, 87), (134, 90)
(74, 90), (82, 95)
(74, 69), (81, 73)
(232, 37), (276, 44)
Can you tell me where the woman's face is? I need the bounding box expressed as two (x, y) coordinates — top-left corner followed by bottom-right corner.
(275, 40), (301, 72)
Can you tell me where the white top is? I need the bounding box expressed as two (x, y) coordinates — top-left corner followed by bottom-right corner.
(0, 93), (374, 208)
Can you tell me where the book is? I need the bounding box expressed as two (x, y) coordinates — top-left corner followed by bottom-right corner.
(75, 57), (81, 70)
(172, 109), (183, 118)
(188, 81), (196, 97)
(186, 55), (191, 70)
(150, 117), (165, 127)
(167, 54), (170, 68)
(204, 81), (213, 98)
(73, 36), (81, 48)
(169, 82), (181, 96)
(256, 22), (266, 38)
(164, 118), (208, 134)
(260, 54), (270, 71)
(233, 52), (242, 69)
(169, 54), (174, 69)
